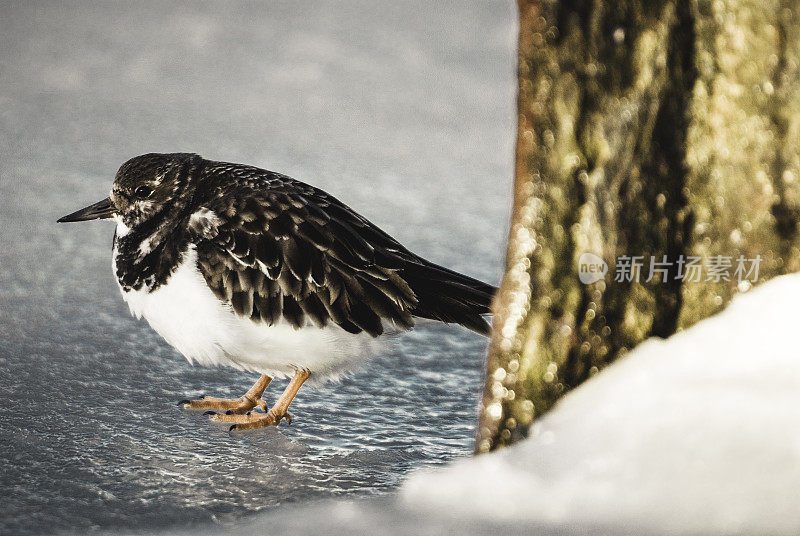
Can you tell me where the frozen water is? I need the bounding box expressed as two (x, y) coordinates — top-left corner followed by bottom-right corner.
(190, 273), (800, 536)
(0, 1), (516, 534)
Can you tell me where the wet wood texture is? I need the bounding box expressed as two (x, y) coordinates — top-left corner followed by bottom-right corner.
(478, 0), (800, 452)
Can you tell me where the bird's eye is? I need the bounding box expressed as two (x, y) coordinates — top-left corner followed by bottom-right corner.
(133, 185), (153, 199)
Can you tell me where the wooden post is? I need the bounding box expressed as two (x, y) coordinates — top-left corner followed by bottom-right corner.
(477, 0), (800, 453)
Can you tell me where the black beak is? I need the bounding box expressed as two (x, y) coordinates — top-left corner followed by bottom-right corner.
(57, 197), (116, 223)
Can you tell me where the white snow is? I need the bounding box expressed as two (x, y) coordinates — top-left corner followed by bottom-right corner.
(400, 272), (800, 535)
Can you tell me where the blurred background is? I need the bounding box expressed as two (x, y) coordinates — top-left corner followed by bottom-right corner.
(0, 1), (516, 534)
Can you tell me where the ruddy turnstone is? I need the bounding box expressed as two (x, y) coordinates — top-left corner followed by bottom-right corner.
(59, 153), (496, 430)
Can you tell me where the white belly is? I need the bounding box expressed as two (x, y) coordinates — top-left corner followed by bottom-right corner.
(114, 246), (380, 379)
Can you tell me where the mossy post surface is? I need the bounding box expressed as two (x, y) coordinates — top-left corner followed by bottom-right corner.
(477, 0), (800, 453)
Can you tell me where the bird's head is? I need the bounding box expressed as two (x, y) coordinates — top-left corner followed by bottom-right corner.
(58, 153), (200, 228)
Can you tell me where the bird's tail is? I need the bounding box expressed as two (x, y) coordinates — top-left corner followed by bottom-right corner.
(403, 260), (496, 336)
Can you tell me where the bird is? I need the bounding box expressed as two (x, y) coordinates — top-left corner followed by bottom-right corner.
(58, 153), (496, 431)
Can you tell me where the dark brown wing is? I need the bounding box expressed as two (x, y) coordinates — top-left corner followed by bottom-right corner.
(190, 165), (495, 336)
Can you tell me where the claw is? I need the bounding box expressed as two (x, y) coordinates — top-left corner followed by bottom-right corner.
(178, 373), (307, 432)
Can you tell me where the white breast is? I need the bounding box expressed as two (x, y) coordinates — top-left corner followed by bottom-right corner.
(113, 243), (381, 380)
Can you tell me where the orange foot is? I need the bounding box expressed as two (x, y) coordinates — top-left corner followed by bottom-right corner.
(179, 374), (271, 414)
(209, 369), (310, 431)
(207, 409), (292, 430)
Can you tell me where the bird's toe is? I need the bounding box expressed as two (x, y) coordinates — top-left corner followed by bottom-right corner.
(179, 394), (263, 413)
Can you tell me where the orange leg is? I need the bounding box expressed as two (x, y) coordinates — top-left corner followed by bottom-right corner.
(211, 369), (311, 430)
(179, 374), (272, 414)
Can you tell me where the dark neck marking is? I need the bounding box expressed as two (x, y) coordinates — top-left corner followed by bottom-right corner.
(113, 158), (203, 292)
(114, 217), (192, 292)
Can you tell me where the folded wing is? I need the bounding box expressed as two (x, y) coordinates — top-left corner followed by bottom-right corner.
(190, 167), (495, 337)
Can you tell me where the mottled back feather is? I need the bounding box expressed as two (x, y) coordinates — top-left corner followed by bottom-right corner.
(188, 160), (496, 337)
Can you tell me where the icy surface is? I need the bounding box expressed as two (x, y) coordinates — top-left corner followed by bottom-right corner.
(0, 2), (515, 535)
(184, 273), (800, 535)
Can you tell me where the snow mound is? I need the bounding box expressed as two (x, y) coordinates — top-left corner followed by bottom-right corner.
(402, 273), (800, 535)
